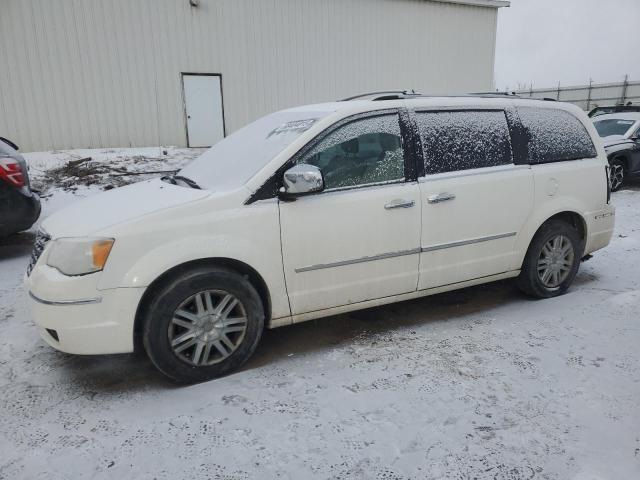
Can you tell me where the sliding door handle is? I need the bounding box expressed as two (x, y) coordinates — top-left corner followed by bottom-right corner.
(427, 192), (456, 204)
(384, 199), (415, 210)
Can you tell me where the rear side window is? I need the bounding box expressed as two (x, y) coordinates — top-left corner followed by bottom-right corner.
(518, 107), (597, 164)
(416, 110), (513, 175)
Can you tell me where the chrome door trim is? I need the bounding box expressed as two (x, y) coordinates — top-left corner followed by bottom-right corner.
(384, 199), (416, 210)
(295, 232), (517, 273)
(29, 291), (103, 306)
(295, 248), (421, 273)
(421, 232), (516, 253)
(418, 164), (531, 183)
(427, 192), (456, 204)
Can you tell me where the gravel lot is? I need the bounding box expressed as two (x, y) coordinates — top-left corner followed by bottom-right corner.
(0, 151), (638, 479)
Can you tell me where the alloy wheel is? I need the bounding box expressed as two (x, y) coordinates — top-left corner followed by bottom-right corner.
(168, 290), (248, 366)
(610, 163), (624, 191)
(537, 234), (575, 289)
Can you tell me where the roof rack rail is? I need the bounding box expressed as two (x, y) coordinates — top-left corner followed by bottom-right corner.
(340, 91), (562, 103)
(469, 91), (522, 98)
(473, 91), (558, 102)
(340, 90), (422, 101)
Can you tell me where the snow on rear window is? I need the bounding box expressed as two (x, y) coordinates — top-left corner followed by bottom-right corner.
(518, 107), (597, 163)
(416, 110), (513, 175)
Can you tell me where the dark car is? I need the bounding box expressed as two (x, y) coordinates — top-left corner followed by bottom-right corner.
(592, 113), (640, 191)
(0, 137), (41, 237)
(589, 104), (640, 118)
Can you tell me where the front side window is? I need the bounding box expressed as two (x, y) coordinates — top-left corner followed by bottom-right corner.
(298, 113), (405, 190)
(518, 107), (597, 163)
(416, 110), (513, 175)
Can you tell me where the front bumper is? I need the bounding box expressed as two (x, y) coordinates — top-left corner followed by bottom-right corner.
(0, 185), (41, 236)
(26, 265), (144, 355)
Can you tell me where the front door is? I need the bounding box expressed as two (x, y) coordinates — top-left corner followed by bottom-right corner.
(182, 74), (225, 148)
(414, 109), (534, 289)
(279, 111), (422, 315)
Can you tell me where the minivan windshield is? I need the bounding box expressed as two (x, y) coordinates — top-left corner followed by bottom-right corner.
(593, 118), (637, 138)
(179, 110), (329, 190)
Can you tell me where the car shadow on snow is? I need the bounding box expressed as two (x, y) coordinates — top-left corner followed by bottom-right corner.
(45, 280), (523, 392)
(50, 350), (178, 392)
(248, 267), (603, 371)
(247, 279), (524, 370)
(38, 270), (601, 391)
(620, 178), (640, 192)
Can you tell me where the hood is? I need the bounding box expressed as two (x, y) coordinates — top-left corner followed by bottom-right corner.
(602, 136), (634, 149)
(42, 179), (210, 237)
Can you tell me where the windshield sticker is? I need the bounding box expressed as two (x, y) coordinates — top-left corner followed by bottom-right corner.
(268, 119), (317, 138)
(616, 120), (635, 125)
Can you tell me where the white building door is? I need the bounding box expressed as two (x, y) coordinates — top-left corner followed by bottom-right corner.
(182, 74), (225, 148)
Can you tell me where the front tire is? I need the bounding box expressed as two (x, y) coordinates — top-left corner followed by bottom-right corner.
(143, 266), (265, 383)
(517, 220), (583, 299)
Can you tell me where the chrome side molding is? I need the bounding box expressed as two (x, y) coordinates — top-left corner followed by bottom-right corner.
(295, 248), (421, 273)
(295, 232), (517, 273)
(29, 291), (102, 306)
(421, 232), (516, 252)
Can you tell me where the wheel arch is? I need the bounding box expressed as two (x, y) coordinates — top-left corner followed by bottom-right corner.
(517, 209), (588, 269)
(544, 211), (587, 241)
(133, 257), (272, 352)
(608, 152), (630, 170)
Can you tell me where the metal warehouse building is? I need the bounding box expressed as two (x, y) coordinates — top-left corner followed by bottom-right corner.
(0, 0), (508, 152)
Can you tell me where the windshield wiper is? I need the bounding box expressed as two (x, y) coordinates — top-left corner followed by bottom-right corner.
(162, 174), (201, 189)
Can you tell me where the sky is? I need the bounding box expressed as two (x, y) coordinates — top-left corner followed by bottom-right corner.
(494, 0), (640, 91)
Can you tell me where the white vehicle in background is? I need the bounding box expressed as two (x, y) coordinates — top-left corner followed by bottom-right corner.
(592, 112), (640, 191)
(26, 94), (615, 383)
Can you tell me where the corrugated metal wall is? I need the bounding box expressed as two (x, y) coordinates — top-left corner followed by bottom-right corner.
(0, 0), (499, 152)
(515, 79), (640, 111)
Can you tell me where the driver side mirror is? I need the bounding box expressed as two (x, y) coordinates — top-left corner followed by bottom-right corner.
(279, 164), (324, 199)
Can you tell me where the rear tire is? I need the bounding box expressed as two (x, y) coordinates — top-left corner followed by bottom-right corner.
(609, 158), (626, 192)
(517, 219), (583, 299)
(143, 266), (264, 383)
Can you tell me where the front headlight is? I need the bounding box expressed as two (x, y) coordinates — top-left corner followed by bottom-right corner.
(46, 237), (115, 276)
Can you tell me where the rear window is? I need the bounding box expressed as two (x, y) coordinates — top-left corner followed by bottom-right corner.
(593, 118), (636, 138)
(518, 107), (597, 164)
(416, 110), (513, 175)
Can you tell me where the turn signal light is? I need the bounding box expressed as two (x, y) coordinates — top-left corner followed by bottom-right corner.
(92, 240), (115, 270)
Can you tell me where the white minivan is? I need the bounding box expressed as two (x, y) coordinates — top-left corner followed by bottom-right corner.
(26, 95), (615, 382)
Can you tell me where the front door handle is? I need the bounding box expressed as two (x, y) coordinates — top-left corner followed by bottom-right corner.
(427, 192), (456, 204)
(384, 199), (415, 210)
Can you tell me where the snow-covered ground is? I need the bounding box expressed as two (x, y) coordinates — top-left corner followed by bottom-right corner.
(0, 150), (639, 479)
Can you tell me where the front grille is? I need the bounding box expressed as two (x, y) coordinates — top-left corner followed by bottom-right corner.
(27, 229), (51, 276)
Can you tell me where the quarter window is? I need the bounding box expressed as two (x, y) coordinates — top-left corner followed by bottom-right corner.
(518, 107), (597, 163)
(416, 110), (513, 175)
(298, 114), (405, 190)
